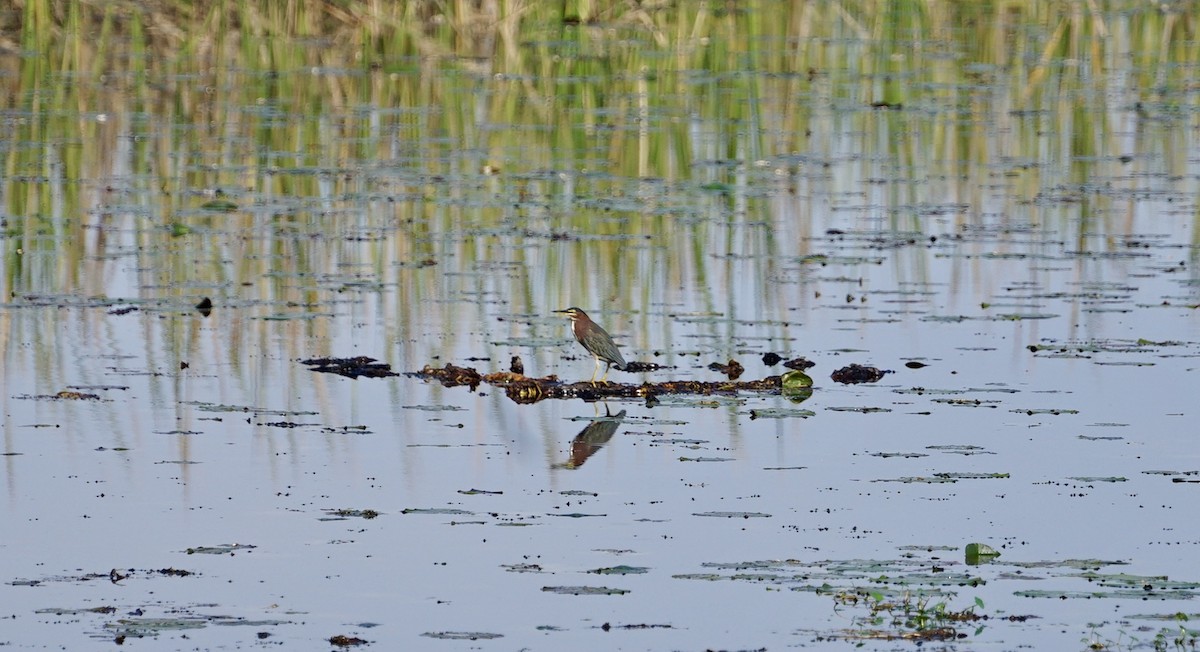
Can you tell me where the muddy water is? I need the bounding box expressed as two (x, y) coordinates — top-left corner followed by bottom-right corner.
(3, 5), (1200, 651)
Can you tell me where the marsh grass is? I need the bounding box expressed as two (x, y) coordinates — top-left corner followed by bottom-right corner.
(1, 0), (1197, 342)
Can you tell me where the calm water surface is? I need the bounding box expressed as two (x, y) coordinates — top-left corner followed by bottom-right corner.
(2, 3), (1200, 650)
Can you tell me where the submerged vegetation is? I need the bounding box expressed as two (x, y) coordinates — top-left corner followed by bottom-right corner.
(830, 590), (986, 643)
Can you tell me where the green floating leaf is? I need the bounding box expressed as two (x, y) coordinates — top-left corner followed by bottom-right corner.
(671, 313), (733, 325)
(490, 336), (565, 347)
(964, 543), (1000, 560)
(927, 445), (994, 456)
(184, 401), (319, 416)
(993, 313), (1059, 321)
(1067, 476), (1128, 483)
(897, 545), (958, 552)
(678, 456), (734, 462)
(323, 509), (381, 520)
(1006, 559), (1127, 570)
(782, 370), (813, 389)
(541, 585), (630, 595)
(1015, 589), (1199, 600)
(879, 572), (985, 587)
(872, 476), (958, 484)
(587, 565), (649, 575)
(401, 508), (473, 515)
(257, 313), (326, 321)
(701, 560), (797, 570)
(728, 572), (789, 582)
(185, 543), (256, 555)
(781, 370), (815, 403)
(36, 606), (118, 615)
(1075, 572), (1200, 589)
(421, 631), (504, 640)
(672, 573), (725, 581)
(108, 618), (207, 635)
(199, 199), (238, 212)
(894, 387), (966, 395)
(748, 407), (816, 419)
(933, 398), (1001, 407)
(501, 563), (543, 573)
(1125, 612), (1200, 622)
(798, 254), (885, 265)
(693, 511), (772, 518)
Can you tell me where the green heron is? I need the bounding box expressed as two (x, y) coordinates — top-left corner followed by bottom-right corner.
(554, 307), (626, 385)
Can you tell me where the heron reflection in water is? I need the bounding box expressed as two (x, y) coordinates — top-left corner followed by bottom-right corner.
(553, 408), (627, 470)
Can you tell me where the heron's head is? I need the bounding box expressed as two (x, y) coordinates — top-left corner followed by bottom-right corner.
(553, 307), (589, 323)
